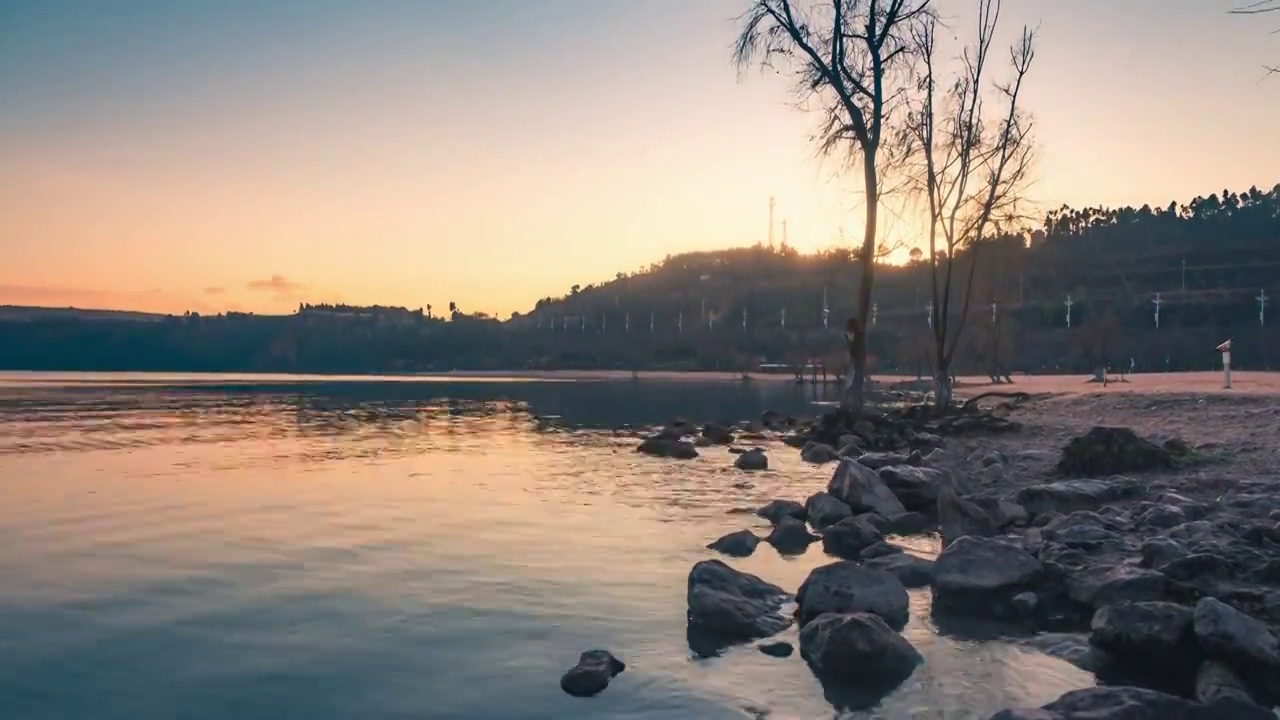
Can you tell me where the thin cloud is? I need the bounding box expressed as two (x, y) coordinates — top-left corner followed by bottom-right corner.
(246, 274), (303, 293)
(204, 286), (226, 295)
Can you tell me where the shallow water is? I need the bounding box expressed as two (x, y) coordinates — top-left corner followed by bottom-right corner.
(0, 372), (1093, 719)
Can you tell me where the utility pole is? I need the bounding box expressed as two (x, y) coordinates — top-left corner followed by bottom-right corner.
(1152, 293), (1161, 329)
(1065, 295), (1073, 329)
(1259, 289), (1269, 326)
(822, 287), (830, 331)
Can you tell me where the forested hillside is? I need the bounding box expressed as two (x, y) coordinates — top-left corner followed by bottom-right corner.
(3, 185), (1278, 375)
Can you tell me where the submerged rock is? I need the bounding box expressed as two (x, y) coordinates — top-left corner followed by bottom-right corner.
(799, 612), (922, 688)
(932, 536), (1043, 619)
(687, 560), (790, 643)
(755, 499), (806, 524)
(637, 435), (699, 459)
(821, 516), (884, 560)
(735, 448), (768, 471)
(766, 517), (819, 555)
(987, 685), (1207, 720)
(828, 458), (906, 518)
(796, 561), (910, 630)
(757, 640), (794, 658)
(701, 422), (736, 445)
(801, 441), (840, 464)
(560, 649), (626, 697)
(707, 529), (760, 558)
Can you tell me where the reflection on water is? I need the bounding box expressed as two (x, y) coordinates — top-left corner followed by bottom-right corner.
(0, 373), (1092, 719)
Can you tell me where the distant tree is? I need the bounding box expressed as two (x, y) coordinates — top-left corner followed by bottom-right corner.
(448, 301), (457, 317)
(734, 0), (932, 413)
(1079, 305), (1122, 379)
(426, 304), (433, 319)
(907, 0), (1036, 407)
(909, 247), (924, 264)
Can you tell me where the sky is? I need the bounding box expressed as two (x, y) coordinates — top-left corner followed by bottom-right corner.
(1, 0), (1277, 317)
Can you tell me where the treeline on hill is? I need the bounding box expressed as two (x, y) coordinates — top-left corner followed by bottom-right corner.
(2, 185), (1278, 375)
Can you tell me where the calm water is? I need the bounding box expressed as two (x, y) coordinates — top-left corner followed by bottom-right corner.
(0, 372), (1092, 719)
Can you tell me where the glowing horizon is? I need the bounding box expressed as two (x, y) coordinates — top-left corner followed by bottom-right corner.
(2, 0), (1277, 318)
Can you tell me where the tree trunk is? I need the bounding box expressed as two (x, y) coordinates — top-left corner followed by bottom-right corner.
(934, 368), (954, 408)
(844, 151), (880, 416)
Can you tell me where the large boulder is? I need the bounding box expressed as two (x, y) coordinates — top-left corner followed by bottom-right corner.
(821, 516), (884, 560)
(937, 487), (1000, 547)
(1089, 601), (1200, 680)
(1017, 478), (1145, 517)
(637, 435), (699, 459)
(766, 516), (819, 555)
(1057, 426), (1174, 477)
(796, 561), (910, 630)
(735, 448), (768, 471)
(756, 499), (806, 525)
(687, 560), (790, 642)
(863, 552), (935, 589)
(828, 458), (907, 518)
(805, 491), (854, 530)
(1193, 597), (1280, 681)
(798, 612), (922, 689)
(706, 529), (760, 558)
(878, 465), (949, 511)
(1067, 564), (1169, 610)
(932, 536), (1044, 619)
(560, 649), (626, 697)
(987, 686), (1208, 720)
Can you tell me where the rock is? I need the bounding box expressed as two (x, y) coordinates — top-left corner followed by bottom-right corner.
(805, 491), (853, 531)
(801, 441), (840, 464)
(827, 458), (906, 517)
(859, 541), (904, 559)
(1193, 597), (1280, 676)
(1017, 478), (1145, 517)
(1022, 527), (1045, 556)
(855, 451), (913, 470)
(702, 422), (736, 445)
(1043, 513), (1124, 551)
(1057, 426), (1175, 477)
(796, 561), (911, 630)
(976, 450), (1008, 468)
(852, 419), (876, 443)
(924, 448), (947, 465)
(878, 465), (949, 511)
(1137, 504), (1189, 530)
(1161, 554), (1233, 584)
(977, 463), (1007, 484)
(766, 517), (819, 555)
(821, 516), (884, 560)
(864, 552), (935, 588)
(755, 499), (806, 524)
(735, 448), (768, 471)
(798, 613), (922, 689)
(1089, 601), (1200, 679)
(912, 431), (945, 450)
(837, 434), (863, 456)
(1068, 565), (1168, 610)
(637, 435), (699, 459)
(707, 530), (760, 558)
(757, 641), (793, 658)
(931, 536), (1044, 619)
(781, 433), (809, 448)
(694, 435), (713, 447)
(885, 511), (930, 536)
(988, 686), (1208, 720)
(560, 649), (626, 697)
(1142, 538), (1191, 570)
(687, 560), (791, 642)
(970, 495), (1030, 529)
(1012, 591), (1038, 619)
(1196, 660), (1257, 707)
(938, 487), (1000, 547)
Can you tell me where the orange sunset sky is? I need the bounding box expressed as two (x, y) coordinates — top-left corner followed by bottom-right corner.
(2, 0), (1278, 318)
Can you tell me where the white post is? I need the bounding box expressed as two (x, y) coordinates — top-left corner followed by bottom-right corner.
(1065, 295), (1073, 329)
(872, 302), (877, 327)
(925, 300), (933, 329)
(1224, 350), (1232, 389)
(1152, 293), (1161, 329)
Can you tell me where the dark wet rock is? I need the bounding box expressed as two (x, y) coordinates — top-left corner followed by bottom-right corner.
(1043, 514), (1124, 551)
(796, 561), (910, 630)
(859, 541), (904, 560)
(1137, 504), (1189, 530)
(1154, 492), (1210, 521)
(694, 435), (714, 448)
(1243, 522), (1280, 545)
(755, 499), (806, 525)
(781, 433), (809, 448)
(885, 511), (930, 536)
(821, 516), (884, 560)
(701, 422), (736, 445)
(855, 451), (913, 470)
(938, 487), (1000, 547)
(767, 517), (819, 555)
(757, 640), (793, 658)
(924, 448), (948, 465)
(837, 434), (864, 456)
(973, 449), (1008, 468)
(864, 552), (934, 589)
(1142, 538), (1192, 570)
(805, 491), (853, 531)
(1193, 597), (1280, 678)
(932, 536), (1044, 619)
(687, 560), (790, 646)
(970, 495), (1030, 530)
(855, 512), (890, 535)
(801, 441), (840, 465)
(1090, 601), (1200, 680)
(1068, 564), (1169, 610)
(1161, 553), (1233, 584)
(799, 612), (922, 692)
(637, 435), (699, 459)
(707, 530), (760, 558)
(1057, 426), (1176, 477)
(1012, 591), (1038, 619)
(878, 465), (949, 511)
(912, 431), (945, 450)
(735, 448), (768, 471)
(987, 685), (1207, 720)
(1020, 633), (1124, 678)
(560, 649), (626, 697)
(1196, 660), (1259, 708)
(1022, 527), (1045, 556)
(1017, 478), (1145, 518)
(828, 458), (906, 518)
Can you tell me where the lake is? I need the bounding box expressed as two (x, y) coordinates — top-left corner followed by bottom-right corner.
(0, 372), (1092, 719)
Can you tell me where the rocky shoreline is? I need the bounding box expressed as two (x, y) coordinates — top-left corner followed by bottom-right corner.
(630, 397), (1280, 717)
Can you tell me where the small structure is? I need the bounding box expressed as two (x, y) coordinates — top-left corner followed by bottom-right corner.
(1215, 339), (1232, 389)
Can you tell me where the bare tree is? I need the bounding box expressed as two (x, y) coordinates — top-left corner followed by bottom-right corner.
(905, 0), (1036, 407)
(734, 0), (931, 413)
(1232, 0), (1279, 77)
